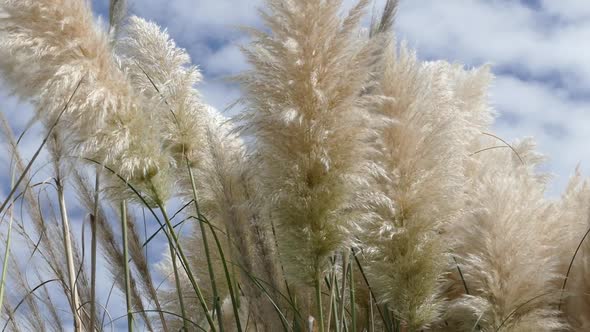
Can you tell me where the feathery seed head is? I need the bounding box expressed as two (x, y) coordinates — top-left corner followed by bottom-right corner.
(238, 0), (381, 285)
(0, 0), (172, 204)
(117, 16), (208, 167)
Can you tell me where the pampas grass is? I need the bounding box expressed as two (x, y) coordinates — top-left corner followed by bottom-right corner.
(0, 0), (589, 331)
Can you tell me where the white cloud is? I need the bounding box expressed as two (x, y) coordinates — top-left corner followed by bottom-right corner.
(7, 0), (584, 198)
(489, 74), (590, 195)
(541, 0), (590, 21)
(1, 0), (589, 327)
(388, 0), (590, 196)
(202, 39), (250, 76)
(129, 0), (263, 41)
(130, 0), (589, 196)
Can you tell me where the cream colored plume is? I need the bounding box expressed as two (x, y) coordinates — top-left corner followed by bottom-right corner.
(553, 171), (590, 331)
(443, 138), (566, 331)
(118, 16), (283, 326)
(236, 0), (383, 287)
(117, 15), (208, 166)
(0, 0), (171, 203)
(359, 44), (470, 330)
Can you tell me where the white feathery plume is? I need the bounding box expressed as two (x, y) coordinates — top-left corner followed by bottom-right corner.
(444, 138), (566, 331)
(236, 0), (381, 288)
(118, 17), (284, 327)
(359, 44), (467, 330)
(197, 108), (285, 329)
(0, 0), (171, 204)
(553, 171), (590, 331)
(117, 15), (207, 166)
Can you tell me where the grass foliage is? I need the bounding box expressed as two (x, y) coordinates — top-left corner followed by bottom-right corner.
(0, 0), (589, 331)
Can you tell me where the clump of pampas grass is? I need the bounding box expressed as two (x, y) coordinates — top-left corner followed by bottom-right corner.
(1, 0), (590, 331)
(360, 45), (468, 330)
(443, 138), (566, 331)
(236, 0), (383, 304)
(0, 0), (172, 204)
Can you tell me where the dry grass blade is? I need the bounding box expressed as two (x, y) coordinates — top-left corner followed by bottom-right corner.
(1, 278), (60, 332)
(371, 0), (399, 36)
(71, 170), (155, 331)
(558, 210), (590, 310)
(0, 0), (588, 331)
(0, 78), (84, 217)
(109, 0), (128, 36)
(127, 212), (169, 332)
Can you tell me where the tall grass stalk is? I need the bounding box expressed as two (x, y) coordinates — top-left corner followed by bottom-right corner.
(315, 272), (325, 332)
(120, 200), (134, 332)
(348, 253), (356, 332)
(0, 168), (17, 311)
(89, 170), (100, 332)
(57, 176), (83, 331)
(327, 262), (338, 332)
(186, 161), (225, 331)
(157, 201), (216, 331)
(186, 159), (242, 331)
(202, 215), (243, 332)
(164, 208), (189, 331)
(338, 255), (349, 332)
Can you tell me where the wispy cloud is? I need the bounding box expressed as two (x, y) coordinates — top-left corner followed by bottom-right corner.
(117, 0), (590, 196)
(392, 0), (590, 195)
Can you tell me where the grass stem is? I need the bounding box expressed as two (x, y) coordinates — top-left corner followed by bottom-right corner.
(157, 202), (216, 331)
(315, 272), (325, 332)
(120, 200), (133, 332)
(186, 162), (224, 332)
(0, 168), (17, 312)
(349, 252), (356, 332)
(57, 178), (83, 331)
(89, 170), (100, 332)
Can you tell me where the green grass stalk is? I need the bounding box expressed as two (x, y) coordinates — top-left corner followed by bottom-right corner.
(120, 200), (134, 332)
(203, 216), (243, 332)
(315, 271), (325, 332)
(90, 170), (100, 332)
(338, 254), (349, 332)
(156, 201), (216, 332)
(0, 168), (17, 311)
(165, 221), (189, 331)
(348, 253), (356, 332)
(57, 178), (83, 331)
(186, 162), (225, 332)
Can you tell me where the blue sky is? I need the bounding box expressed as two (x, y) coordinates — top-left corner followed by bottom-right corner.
(1, 0), (589, 330)
(92, 0), (590, 197)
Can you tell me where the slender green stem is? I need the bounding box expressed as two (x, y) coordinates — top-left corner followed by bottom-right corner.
(315, 272), (325, 332)
(331, 274), (348, 332)
(369, 295), (374, 332)
(327, 259), (338, 332)
(204, 216), (243, 332)
(120, 201), (133, 332)
(163, 216), (188, 332)
(338, 254), (349, 332)
(0, 168), (17, 311)
(157, 203), (216, 332)
(352, 250), (391, 332)
(0, 207), (12, 313)
(227, 230), (240, 310)
(186, 163), (224, 332)
(0, 78), (83, 218)
(90, 170), (100, 332)
(348, 253), (356, 332)
(57, 178), (83, 331)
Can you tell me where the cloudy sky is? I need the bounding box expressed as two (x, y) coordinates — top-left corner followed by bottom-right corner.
(95, 0), (589, 197)
(0, 0), (589, 329)
(2, 0), (588, 196)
